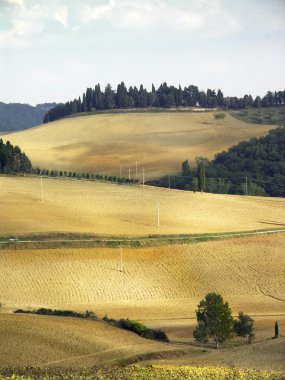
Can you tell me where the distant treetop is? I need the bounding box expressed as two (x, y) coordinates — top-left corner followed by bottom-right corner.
(43, 83), (285, 123)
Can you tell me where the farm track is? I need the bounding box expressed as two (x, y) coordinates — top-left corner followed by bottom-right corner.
(0, 227), (285, 249)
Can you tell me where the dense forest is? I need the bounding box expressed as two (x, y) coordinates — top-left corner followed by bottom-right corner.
(0, 140), (32, 172)
(43, 82), (285, 123)
(149, 127), (285, 197)
(0, 102), (56, 132)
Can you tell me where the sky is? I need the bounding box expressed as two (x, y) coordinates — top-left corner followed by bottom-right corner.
(0, 0), (285, 105)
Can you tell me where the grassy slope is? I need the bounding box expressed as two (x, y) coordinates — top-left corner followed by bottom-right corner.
(1, 176), (284, 236)
(3, 112), (275, 179)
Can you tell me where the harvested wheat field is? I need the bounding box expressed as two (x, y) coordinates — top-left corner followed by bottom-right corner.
(0, 313), (174, 368)
(1, 234), (284, 318)
(0, 176), (284, 236)
(3, 112), (275, 178)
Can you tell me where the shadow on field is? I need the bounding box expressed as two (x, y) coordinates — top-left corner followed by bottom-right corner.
(258, 220), (285, 227)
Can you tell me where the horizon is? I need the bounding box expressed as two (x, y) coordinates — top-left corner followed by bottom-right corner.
(1, 0), (285, 105)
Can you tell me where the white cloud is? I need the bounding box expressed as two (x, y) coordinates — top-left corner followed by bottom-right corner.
(3, 0), (25, 6)
(54, 5), (69, 28)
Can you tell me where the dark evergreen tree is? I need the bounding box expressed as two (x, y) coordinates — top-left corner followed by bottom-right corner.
(194, 293), (234, 348)
(198, 162), (206, 192)
(234, 312), (255, 344)
(275, 321), (279, 338)
(104, 84), (115, 109)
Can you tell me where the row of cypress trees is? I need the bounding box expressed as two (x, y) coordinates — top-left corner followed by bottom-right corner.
(43, 82), (285, 123)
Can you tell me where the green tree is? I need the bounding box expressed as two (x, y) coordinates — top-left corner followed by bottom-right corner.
(198, 162), (206, 192)
(275, 321), (279, 338)
(193, 320), (209, 346)
(194, 293), (234, 348)
(234, 312), (255, 344)
(182, 160), (191, 177)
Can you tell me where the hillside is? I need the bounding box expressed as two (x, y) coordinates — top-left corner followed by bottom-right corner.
(0, 102), (56, 133)
(0, 176), (284, 236)
(1, 234), (284, 318)
(3, 112), (275, 179)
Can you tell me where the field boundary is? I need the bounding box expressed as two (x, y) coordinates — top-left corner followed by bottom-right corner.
(1, 228), (284, 250)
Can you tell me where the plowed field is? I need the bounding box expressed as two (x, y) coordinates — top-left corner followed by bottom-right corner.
(1, 234), (284, 318)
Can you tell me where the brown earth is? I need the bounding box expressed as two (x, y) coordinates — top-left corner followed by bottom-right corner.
(0, 176), (284, 236)
(1, 234), (284, 318)
(3, 112), (275, 179)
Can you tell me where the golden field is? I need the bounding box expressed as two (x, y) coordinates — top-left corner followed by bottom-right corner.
(0, 176), (284, 236)
(0, 234), (284, 369)
(1, 234), (284, 318)
(3, 112), (275, 178)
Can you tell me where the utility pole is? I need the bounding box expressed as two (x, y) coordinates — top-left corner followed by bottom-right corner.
(120, 246), (123, 272)
(142, 168), (145, 189)
(128, 168), (131, 180)
(135, 161), (138, 178)
(40, 176), (43, 202)
(157, 202), (160, 227)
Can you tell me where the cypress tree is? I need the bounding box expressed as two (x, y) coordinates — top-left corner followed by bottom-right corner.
(275, 321), (279, 338)
(198, 163), (206, 192)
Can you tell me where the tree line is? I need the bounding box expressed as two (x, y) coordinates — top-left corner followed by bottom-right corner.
(149, 127), (285, 197)
(0, 139), (32, 173)
(43, 82), (285, 123)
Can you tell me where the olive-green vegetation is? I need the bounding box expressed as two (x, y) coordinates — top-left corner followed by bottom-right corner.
(0, 139), (32, 172)
(0, 365), (284, 380)
(231, 106), (285, 126)
(14, 308), (168, 343)
(194, 293), (256, 348)
(43, 81), (285, 123)
(30, 167), (138, 185)
(103, 316), (169, 342)
(151, 127), (285, 196)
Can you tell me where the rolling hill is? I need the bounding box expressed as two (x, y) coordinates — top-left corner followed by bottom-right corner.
(0, 102), (56, 133)
(0, 176), (284, 236)
(2, 111), (275, 179)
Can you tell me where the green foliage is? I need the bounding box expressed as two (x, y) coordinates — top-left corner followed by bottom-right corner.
(195, 293), (234, 348)
(234, 312), (255, 343)
(214, 112), (226, 120)
(0, 140), (32, 173)
(231, 106), (285, 127)
(182, 159), (191, 176)
(103, 316), (169, 342)
(14, 308), (98, 320)
(43, 80), (285, 123)
(193, 320), (209, 345)
(275, 321), (279, 338)
(151, 127), (285, 197)
(198, 162), (206, 191)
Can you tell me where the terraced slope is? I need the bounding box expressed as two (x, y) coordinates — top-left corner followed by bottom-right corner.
(1, 234), (284, 318)
(0, 176), (284, 236)
(3, 112), (274, 178)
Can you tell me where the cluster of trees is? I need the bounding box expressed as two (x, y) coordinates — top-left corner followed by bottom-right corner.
(150, 127), (285, 197)
(31, 167), (138, 185)
(194, 293), (280, 348)
(0, 102), (56, 132)
(194, 293), (254, 348)
(43, 82), (285, 123)
(0, 140), (32, 173)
